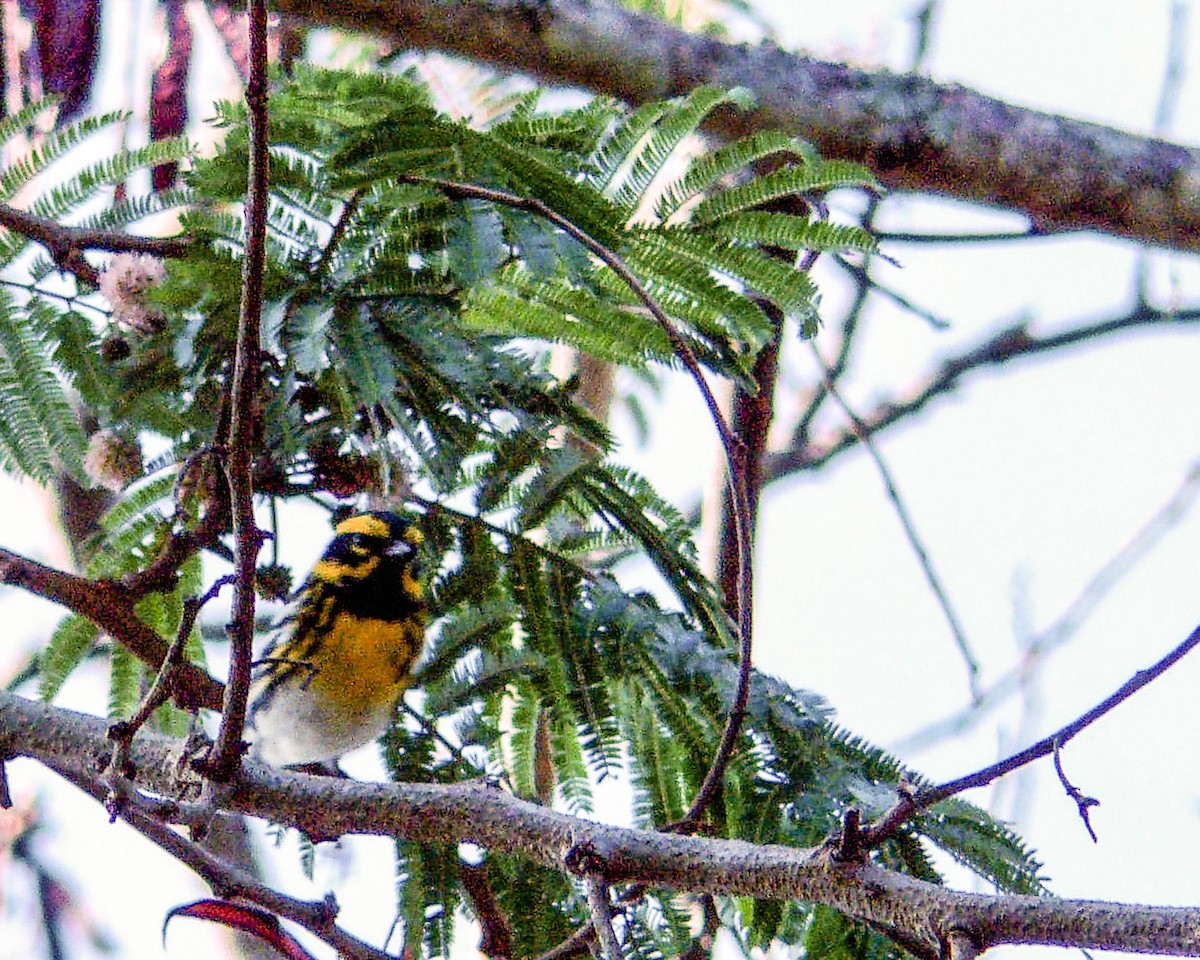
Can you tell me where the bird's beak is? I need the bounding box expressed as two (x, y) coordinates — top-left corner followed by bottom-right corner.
(385, 540), (416, 560)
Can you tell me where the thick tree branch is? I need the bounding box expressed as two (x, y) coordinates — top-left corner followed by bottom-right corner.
(0, 546), (224, 711)
(3, 691), (1200, 958)
(0, 202), (191, 284)
(266, 0), (1200, 252)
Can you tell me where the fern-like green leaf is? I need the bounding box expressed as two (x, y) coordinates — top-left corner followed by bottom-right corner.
(39, 615), (99, 702)
(708, 212), (879, 256)
(0, 292), (86, 482)
(691, 160), (876, 227)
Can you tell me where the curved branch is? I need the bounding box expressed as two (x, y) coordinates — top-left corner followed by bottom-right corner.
(4, 690), (1200, 958)
(396, 173), (755, 828)
(266, 0), (1200, 252)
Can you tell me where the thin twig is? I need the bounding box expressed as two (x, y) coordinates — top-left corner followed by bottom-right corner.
(400, 701), (513, 793)
(314, 187), (365, 276)
(1052, 739), (1100, 842)
(203, 0), (271, 780)
(529, 923), (596, 960)
(909, 0), (940, 72)
(862, 620), (1200, 845)
(811, 346), (981, 699)
(835, 255), (950, 329)
(766, 306), (1200, 482)
(583, 873), (623, 960)
(109, 575), (234, 746)
(895, 463), (1200, 752)
(928, 617), (1200, 795)
(789, 196), (881, 452)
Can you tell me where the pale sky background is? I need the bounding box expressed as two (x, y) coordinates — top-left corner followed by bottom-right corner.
(3, 1), (1200, 958)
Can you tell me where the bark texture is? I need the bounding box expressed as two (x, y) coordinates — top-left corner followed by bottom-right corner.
(262, 0), (1200, 251)
(5, 691), (1200, 959)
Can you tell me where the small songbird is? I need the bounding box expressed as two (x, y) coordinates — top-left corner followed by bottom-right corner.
(247, 510), (427, 767)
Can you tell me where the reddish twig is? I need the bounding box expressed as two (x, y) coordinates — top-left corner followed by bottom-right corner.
(460, 861), (515, 960)
(0, 546), (223, 711)
(202, 0), (271, 781)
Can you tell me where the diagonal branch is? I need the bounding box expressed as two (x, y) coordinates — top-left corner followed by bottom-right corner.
(896, 462), (1200, 752)
(766, 305), (1200, 483)
(0, 546), (223, 711)
(262, 0), (1200, 252)
(810, 346), (981, 698)
(861, 620), (1200, 846)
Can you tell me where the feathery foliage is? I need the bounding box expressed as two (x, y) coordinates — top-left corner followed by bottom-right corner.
(0, 71), (1046, 960)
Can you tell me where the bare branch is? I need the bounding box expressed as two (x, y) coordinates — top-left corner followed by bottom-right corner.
(203, 0), (271, 780)
(6, 690), (1200, 958)
(460, 861), (516, 960)
(896, 463), (1200, 752)
(0, 546), (224, 711)
(766, 305), (1200, 482)
(264, 0), (1200, 252)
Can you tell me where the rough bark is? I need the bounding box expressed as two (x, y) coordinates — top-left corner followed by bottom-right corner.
(4, 691), (1200, 959)
(259, 0), (1200, 251)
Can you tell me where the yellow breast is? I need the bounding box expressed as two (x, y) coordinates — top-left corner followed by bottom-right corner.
(305, 612), (424, 712)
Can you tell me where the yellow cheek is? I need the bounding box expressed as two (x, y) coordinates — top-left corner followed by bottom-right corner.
(401, 568), (424, 602)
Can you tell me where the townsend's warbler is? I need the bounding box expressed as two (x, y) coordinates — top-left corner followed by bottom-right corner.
(247, 510), (427, 767)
